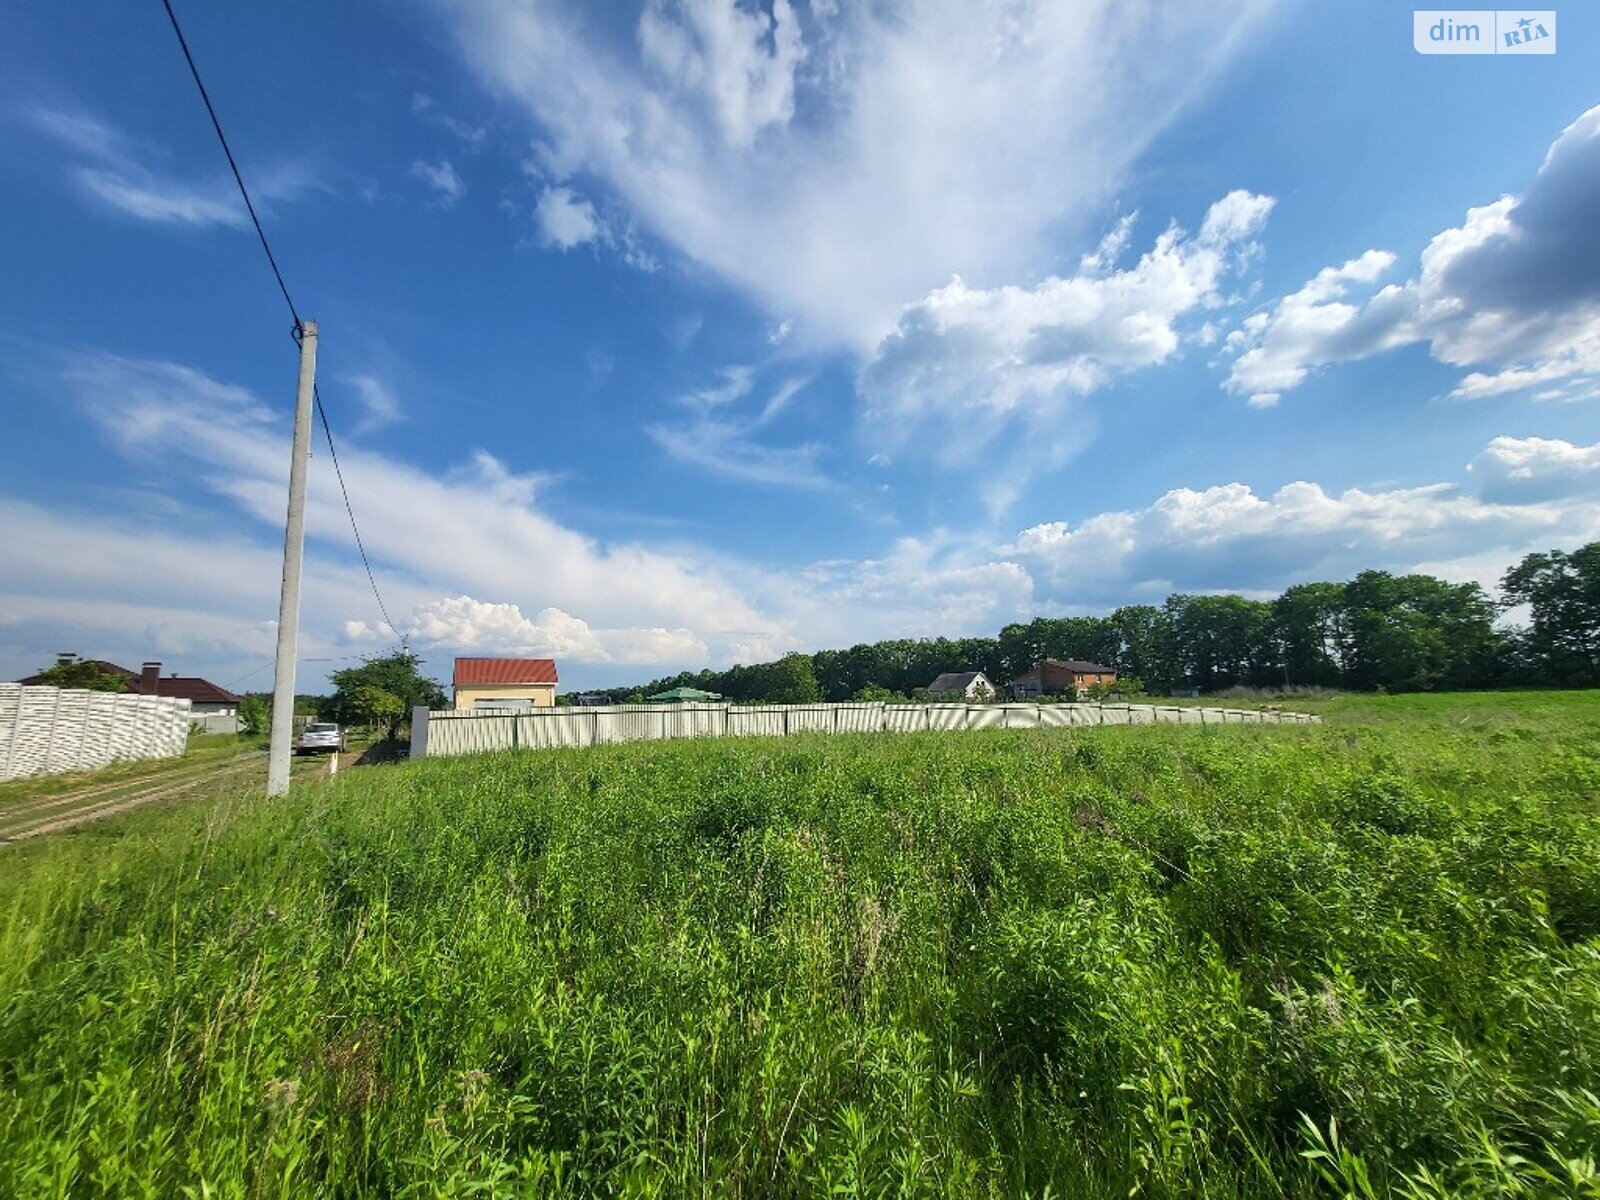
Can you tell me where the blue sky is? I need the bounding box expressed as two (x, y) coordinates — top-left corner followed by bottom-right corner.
(2, 2), (1598, 693)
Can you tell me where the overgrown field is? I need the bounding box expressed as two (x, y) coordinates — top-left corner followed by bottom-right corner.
(2, 693), (1599, 1197)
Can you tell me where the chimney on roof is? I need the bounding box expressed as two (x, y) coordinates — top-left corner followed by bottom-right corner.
(142, 662), (161, 690)
(57, 652), (79, 666)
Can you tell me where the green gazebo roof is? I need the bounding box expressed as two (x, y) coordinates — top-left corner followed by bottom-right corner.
(645, 687), (724, 702)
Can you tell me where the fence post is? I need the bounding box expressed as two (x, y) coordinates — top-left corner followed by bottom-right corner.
(410, 706), (430, 759)
(7, 686), (24, 780)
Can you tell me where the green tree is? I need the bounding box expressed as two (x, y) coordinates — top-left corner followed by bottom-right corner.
(1341, 571), (1504, 691)
(1501, 543), (1600, 685)
(763, 652), (822, 704)
(852, 684), (903, 702)
(31, 660), (128, 692)
(352, 685), (405, 733)
(1274, 582), (1348, 687)
(326, 652), (445, 740)
(237, 693), (270, 736)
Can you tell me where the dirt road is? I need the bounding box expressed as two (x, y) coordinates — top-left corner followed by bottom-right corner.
(0, 748), (328, 845)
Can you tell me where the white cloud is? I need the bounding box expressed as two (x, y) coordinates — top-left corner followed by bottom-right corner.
(411, 92), (487, 146)
(344, 374), (403, 434)
(636, 0), (805, 149)
(11, 354), (1600, 686)
(440, 0), (1278, 348)
(29, 105), (315, 229)
(1012, 468), (1600, 605)
(1469, 435), (1600, 503)
(790, 534), (1035, 645)
(1223, 105), (1600, 404)
(534, 184), (601, 248)
(646, 370), (827, 488)
(859, 191), (1274, 506)
(374, 595), (708, 664)
(55, 353), (792, 668)
(410, 159), (466, 207)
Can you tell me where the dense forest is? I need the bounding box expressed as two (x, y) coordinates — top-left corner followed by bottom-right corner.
(596, 542), (1600, 704)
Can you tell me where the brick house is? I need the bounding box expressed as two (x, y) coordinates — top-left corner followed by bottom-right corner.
(1009, 658), (1118, 699)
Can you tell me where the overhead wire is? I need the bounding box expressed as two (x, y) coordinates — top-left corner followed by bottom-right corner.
(159, 0), (398, 644)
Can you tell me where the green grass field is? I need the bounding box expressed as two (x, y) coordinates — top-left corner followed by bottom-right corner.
(2, 693), (1598, 1197)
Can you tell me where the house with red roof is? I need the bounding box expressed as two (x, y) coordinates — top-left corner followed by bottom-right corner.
(452, 657), (559, 710)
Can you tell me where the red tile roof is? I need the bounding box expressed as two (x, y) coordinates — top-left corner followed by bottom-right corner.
(453, 657), (559, 686)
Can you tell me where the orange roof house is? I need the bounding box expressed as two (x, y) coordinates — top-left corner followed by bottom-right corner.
(452, 657), (559, 710)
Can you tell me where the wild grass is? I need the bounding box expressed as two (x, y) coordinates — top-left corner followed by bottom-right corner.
(1, 692), (1598, 1196)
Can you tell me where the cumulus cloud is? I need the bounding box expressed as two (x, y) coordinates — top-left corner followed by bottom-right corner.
(411, 159), (466, 207)
(369, 595), (708, 664)
(860, 192), (1274, 506)
(1469, 435), (1600, 503)
(534, 185), (601, 248)
(1223, 105), (1600, 404)
(440, 0), (1278, 348)
(1012, 468), (1600, 605)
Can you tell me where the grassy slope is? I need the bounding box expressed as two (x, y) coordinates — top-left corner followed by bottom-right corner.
(1, 693), (1598, 1197)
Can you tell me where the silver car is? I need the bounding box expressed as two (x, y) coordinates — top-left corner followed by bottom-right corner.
(296, 722), (347, 755)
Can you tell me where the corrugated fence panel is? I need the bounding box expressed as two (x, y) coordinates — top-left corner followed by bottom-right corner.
(1036, 705), (1072, 728)
(598, 706), (668, 744)
(414, 699), (1318, 760)
(883, 706), (930, 733)
(661, 704), (727, 740)
(831, 703), (883, 733)
(997, 704), (1040, 729)
(966, 705), (1002, 730)
(728, 707), (786, 738)
(781, 706), (832, 734)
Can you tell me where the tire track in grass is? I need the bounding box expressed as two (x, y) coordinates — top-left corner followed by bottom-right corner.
(0, 753), (262, 823)
(0, 754), (288, 845)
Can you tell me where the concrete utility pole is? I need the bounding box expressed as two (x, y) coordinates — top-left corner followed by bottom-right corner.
(267, 321), (317, 796)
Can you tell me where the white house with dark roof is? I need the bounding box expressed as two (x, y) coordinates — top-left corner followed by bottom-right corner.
(926, 671), (996, 700)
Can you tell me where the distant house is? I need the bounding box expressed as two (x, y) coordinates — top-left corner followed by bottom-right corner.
(453, 657), (558, 710)
(926, 671), (996, 700)
(1010, 659), (1117, 699)
(18, 654), (240, 714)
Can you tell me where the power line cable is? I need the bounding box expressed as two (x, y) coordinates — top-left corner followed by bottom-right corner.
(159, 0), (398, 643)
(160, 0), (298, 327)
(313, 383), (397, 636)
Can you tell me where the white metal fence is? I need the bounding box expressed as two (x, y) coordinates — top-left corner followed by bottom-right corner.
(0, 683), (192, 782)
(411, 700), (1319, 760)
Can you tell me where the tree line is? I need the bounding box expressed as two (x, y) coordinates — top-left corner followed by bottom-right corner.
(597, 542), (1600, 703)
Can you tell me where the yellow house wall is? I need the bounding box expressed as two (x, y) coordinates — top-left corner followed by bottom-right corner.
(454, 682), (557, 710)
